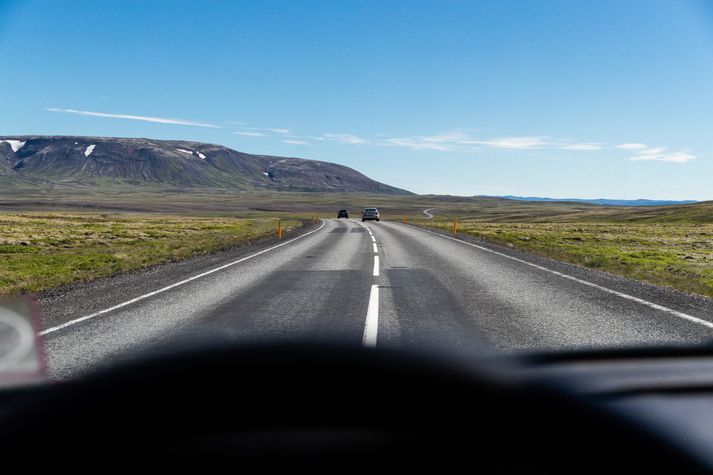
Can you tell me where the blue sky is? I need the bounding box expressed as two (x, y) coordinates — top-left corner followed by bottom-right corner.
(1, 0), (713, 199)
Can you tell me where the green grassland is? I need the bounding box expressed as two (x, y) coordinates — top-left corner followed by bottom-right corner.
(3, 186), (713, 298)
(4, 186), (713, 223)
(0, 212), (300, 296)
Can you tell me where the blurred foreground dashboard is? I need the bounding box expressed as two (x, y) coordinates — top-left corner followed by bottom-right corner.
(2, 343), (713, 473)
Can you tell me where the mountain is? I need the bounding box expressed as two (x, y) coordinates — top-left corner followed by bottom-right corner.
(0, 136), (412, 194)
(490, 195), (697, 207)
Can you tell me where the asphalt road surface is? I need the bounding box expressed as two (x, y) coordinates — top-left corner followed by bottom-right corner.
(39, 218), (713, 378)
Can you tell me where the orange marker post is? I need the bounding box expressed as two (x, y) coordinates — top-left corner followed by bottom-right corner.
(278, 220), (282, 240)
(452, 219), (457, 237)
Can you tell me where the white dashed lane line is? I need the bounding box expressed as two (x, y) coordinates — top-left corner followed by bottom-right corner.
(361, 223), (381, 346)
(363, 285), (379, 347)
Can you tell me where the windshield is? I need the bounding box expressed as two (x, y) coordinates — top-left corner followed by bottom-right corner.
(1, 0), (713, 384)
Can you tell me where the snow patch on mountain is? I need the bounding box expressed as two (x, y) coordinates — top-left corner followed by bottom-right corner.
(1, 140), (26, 152)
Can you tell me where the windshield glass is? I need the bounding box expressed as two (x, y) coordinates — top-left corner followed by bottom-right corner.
(1, 0), (713, 384)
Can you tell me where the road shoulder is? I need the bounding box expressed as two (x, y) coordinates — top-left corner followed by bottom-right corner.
(400, 221), (713, 322)
(36, 220), (319, 329)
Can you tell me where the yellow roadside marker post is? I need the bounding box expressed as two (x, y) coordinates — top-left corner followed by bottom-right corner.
(278, 220), (282, 240)
(452, 219), (457, 237)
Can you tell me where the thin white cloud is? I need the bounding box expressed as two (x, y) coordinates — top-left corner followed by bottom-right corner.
(616, 143), (648, 150)
(628, 147), (697, 163)
(383, 136), (456, 151)
(383, 133), (550, 151)
(233, 131), (267, 137)
(559, 143), (604, 151)
(282, 139), (309, 145)
(382, 131), (476, 152)
(46, 108), (221, 128)
(323, 133), (369, 144)
(472, 136), (549, 150)
(614, 142), (697, 163)
(240, 127), (291, 135)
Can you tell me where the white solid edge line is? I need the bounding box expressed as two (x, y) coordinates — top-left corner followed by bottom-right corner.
(403, 223), (713, 330)
(373, 255), (380, 276)
(39, 220), (328, 336)
(373, 243), (378, 253)
(363, 284), (379, 347)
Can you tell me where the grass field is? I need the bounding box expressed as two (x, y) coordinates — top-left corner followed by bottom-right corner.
(4, 187), (713, 299)
(0, 213), (300, 296)
(416, 219), (713, 298)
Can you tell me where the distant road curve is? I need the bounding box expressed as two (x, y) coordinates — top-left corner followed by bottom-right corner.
(422, 208), (436, 219)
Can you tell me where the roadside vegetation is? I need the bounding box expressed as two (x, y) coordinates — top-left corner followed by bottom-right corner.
(4, 188), (713, 299)
(416, 219), (713, 298)
(0, 213), (300, 296)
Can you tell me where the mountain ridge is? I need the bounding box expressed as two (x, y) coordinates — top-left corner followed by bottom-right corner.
(0, 135), (412, 194)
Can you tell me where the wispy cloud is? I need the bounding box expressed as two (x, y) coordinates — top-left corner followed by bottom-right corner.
(382, 132), (547, 151)
(383, 136), (458, 151)
(613, 142), (697, 163)
(46, 108), (221, 128)
(323, 133), (368, 144)
(282, 139), (309, 145)
(616, 143), (648, 150)
(379, 132), (697, 163)
(471, 136), (549, 150)
(559, 143), (604, 151)
(628, 146), (697, 163)
(233, 131), (267, 137)
(240, 126), (291, 135)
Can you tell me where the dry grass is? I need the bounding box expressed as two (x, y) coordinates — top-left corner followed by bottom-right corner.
(0, 212), (300, 295)
(418, 220), (713, 298)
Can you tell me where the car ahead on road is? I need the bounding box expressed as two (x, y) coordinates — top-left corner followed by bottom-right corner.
(361, 208), (380, 222)
(337, 209), (349, 218)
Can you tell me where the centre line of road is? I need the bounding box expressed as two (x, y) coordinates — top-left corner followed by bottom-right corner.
(406, 224), (713, 331)
(363, 285), (380, 347)
(373, 243), (378, 253)
(373, 255), (380, 276)
(39, 220), (328, 336)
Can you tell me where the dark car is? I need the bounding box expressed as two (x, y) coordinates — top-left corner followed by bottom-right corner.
(337, 209), (349, 218)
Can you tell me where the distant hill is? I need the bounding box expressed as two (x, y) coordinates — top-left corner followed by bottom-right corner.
(0, 136), (412, 194)
(490, 195), (697, 207)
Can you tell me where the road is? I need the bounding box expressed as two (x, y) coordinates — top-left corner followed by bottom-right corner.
(39, 218), (713, 378)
